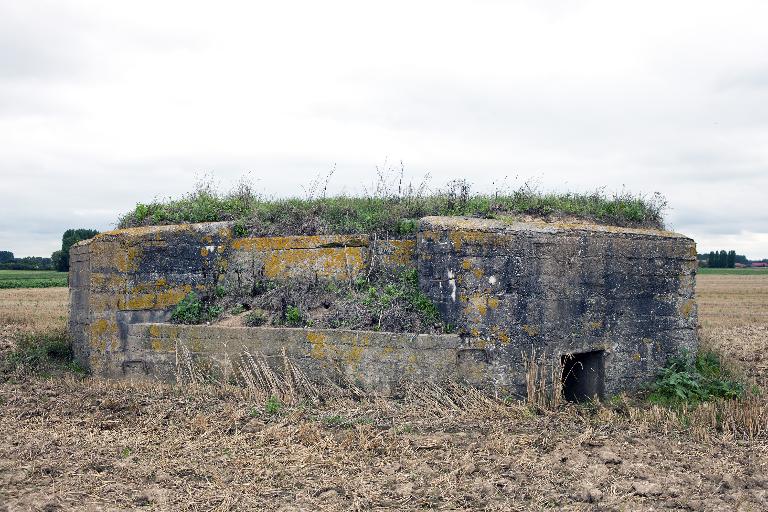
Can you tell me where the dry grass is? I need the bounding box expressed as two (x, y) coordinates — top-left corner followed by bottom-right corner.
(697, 274), (768, 329)
(0, 287), (67, 358)
(0, 287), (68, 332)
(0, 276), (767, 510)
(697, 273), (768, 390)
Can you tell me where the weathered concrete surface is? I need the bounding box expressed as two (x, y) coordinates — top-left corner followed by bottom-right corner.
(69, 223), (416, 377)
(418, 216), (698, 395)
(126, 324), (500, 395)
(70, 216), (698, 397)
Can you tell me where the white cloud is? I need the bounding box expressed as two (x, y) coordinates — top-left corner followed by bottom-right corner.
(0, 0), (766, 258)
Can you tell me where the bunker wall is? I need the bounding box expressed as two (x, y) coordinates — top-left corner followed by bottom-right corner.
(69, 217), (697, 396)
(69, 223), (416, 376)
(417, 217), (698, 394)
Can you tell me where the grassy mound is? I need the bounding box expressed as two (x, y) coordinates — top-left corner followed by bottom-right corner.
(117, 176), (667, 236)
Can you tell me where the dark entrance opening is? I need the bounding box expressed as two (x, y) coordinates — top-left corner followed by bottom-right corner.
(561, 350), (605, 402)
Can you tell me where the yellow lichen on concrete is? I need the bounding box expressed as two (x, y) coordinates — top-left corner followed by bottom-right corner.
(487, 296), (500, 309)
(307, 331), (327, 359)
(263, 247), (365, 279)
(419, 231), (442, 244)
(461, 259), (472, 270)
(522, 324), (539, 337)
(90, 318), (118, 337)
(121, 285), (192, 310)
(218, 226), (232, 239)
(586, 320), (603, 331)
(679, 299), (695, 318)
(488, 325), (510, 343)
(89, 293), (121, 312)
(115, 246), (141, 272)
(345, 345), (364, 365)
(90, 273), (128, 290)
(150, 336), (177, 352)
(232, 235), (367, 251)
(377, 240), (416, 267)
(463, 294), (488, 322)
(149, 325), (180, 352)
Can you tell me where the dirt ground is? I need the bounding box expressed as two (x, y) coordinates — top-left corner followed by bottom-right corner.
(1, 275), (767, 511)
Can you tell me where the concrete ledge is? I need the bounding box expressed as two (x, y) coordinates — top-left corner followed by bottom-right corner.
(125, 323), (498, 395)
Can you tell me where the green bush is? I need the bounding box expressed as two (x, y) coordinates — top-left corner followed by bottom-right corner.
(170, 292), (223, 324)
(647, 350), (745, 406)
(283, 306), (304, 327)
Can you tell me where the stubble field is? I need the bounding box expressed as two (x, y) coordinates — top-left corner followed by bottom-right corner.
(0, 274), (766, 511)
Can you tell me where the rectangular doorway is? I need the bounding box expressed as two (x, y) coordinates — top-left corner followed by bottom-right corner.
(561, 350), (605, 402)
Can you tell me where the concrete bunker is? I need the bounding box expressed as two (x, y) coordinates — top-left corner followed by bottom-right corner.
(68, 216), (698, 399)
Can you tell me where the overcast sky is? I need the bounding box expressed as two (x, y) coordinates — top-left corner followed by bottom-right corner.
(1, 1), (766, 259)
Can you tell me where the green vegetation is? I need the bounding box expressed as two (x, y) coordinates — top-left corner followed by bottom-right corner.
(229, 304), (246, 315)
(265, 395), (282, 415)
(1, 329), (85, 377)
(697, 268), (768, 275)
(701, 249), (738, 269)
(0, 270), (68, 289)
(170, 292), (223, 324)
(698, 250), (749, 268)
(117, 176), (667, 236)
(0, 256), (54, 271)
(235, 267), (445, 334)
(357, 268), (441, 329)
(647, 350), (745, 406)
(282, 305), (305, 327)
(1, 228), (98, 273)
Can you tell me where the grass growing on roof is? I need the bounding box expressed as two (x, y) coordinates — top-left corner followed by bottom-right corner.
(117, 172), (667, 236)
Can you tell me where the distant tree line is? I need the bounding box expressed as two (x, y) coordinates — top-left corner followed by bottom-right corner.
(2, 228), (99, 272)
(697, 250), (740, 268)
(0, 254), (54, 270)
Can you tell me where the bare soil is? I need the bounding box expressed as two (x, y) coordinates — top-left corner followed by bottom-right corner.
(1, 276), (767, 511)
